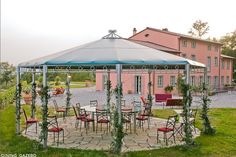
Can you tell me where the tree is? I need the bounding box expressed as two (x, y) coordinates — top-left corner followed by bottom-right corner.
(220, 30), (236, 80)
(0, 62), (15, 87)
(188, 20), (210, 38)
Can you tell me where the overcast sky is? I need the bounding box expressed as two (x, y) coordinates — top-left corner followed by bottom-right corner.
(1, 0), (236, 65)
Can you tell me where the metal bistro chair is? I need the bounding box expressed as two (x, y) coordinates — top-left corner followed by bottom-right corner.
(134, 101), (149, 130)
(72, 106), (86, 130)
(122, 108), (132, 133)
(53, 99), (66, 120)
(157, 115), (178, 146)
(95, 109), (110, 134)
(47, 115), (64, 146)
(22, 108), (38, 134)
(90, 100), (98, 107)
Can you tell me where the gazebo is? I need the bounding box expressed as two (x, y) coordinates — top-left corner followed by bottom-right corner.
(16, 30), (206, 151)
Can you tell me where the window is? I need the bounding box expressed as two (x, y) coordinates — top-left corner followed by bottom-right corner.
(182, 40), (187, 47)
(214, 76), (218, 88)
(221, 60), (225, 69)
(191, 76), (196, 86)
(214, 57), (218, 67)
(215, 46), (218, 52)
(221, 76), (224, 86)
(191, 54), (196, 61)
(208, 44), (211, 51)
(226, 76), (230, 84)
(170, 76), (176, 86)
(182, 53), (187, 58)
(207, 56), (211, 71)
(207, 76), (211, 86)
(157, 76), (163, 88)
(191, 41), (196, 48)
(199, 76), (203, 85)
(227, 61), (230, 70)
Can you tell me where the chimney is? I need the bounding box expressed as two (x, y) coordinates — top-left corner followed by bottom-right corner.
(133, 28), (137, 35)
(162, 28), (168, 31)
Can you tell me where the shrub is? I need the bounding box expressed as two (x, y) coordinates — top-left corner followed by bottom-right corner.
(54, 76), (61, 86)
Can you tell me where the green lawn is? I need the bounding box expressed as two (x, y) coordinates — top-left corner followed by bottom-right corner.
(1, 105), (236, 157)
(49, 81), (95, 89)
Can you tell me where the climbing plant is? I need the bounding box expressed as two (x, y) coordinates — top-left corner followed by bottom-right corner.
(200, 83), (216, 135)
(39, 86), (49, 148)
(111, 84), (125, 154)
(65, 78), (71, 116)
(147, 81), (153, 115)
(15, 83), (22, 134)
(31, 82), (36, 118)
(106, 79), (112, 110)
(181, 82), (194, 146)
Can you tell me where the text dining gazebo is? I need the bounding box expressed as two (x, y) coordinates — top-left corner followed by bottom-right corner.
(16, 30), (206, 149)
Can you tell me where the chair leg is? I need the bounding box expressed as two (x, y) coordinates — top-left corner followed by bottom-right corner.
(157, 131), (159, 143)
(53, 132), (55, 142)
(25, 123), (27, 134)
(57, 132), (59, 146)
(62, 130), (64, 143)
(36, 122), (38, 134)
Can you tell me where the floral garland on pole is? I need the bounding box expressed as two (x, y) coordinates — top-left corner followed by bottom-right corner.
(39, 86), (49, 148)
(16, 83), (22, 134)
(65, 77), (71, 116)
(147, 81), (153, 115)
(200, 83), (215, 135)
(106, 80), (112, 110)
(181, 83), (194, 146)
(31, 82), (36, 118)
(111, 84), (125, 154)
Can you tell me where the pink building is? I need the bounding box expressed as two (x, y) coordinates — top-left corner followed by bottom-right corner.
(96, 27), (234, 95)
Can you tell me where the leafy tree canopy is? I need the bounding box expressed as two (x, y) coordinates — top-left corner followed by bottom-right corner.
(188, 20), (210, 38)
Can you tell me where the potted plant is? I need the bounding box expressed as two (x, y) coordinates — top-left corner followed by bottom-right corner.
(164, 85), (174, 94)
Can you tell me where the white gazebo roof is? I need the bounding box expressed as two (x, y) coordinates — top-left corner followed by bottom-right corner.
(19, 31), (205, 69)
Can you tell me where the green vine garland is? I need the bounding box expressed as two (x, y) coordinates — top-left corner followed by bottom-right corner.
(106, 80), (112, 110)
(39, 86), (49, 148)
(65, 80), (71, 116)
(200, 83), (215, 135)
(31, 82), (36, 118)
(147, 81), (153, 115)
(181, 83), (194, 146)
(111, 84), (125, 154)
(15, 83), (22, 134)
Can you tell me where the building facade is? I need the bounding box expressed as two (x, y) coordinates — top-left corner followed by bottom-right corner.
(96, 27), (234, 95)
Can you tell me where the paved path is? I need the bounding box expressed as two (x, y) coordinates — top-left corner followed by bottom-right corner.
(35, 87), (236, 108)
(23, 116), (200, 152)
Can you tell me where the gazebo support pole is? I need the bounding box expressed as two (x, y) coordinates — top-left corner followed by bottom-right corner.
(106, 69), (111, 111)
(184, 63), (193, 145)
(31, 70), (36, 118)
(16, 66), (21, 135)
(116, 64), (122, 124)
(65, 73), (71, 116)
(147, 69), (152, 129)
(42, 65), (48, 149)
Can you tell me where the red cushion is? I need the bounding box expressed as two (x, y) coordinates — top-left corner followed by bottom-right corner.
(48, 127), (63, 132)
(157, 127), (174, 132)
(76, 115), (86, 120)
(97, 119), (109, 123)
(27, 118), (38, 123)
(136, 116), (148, 120)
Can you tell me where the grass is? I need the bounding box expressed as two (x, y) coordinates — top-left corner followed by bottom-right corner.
(1, 105), (236, 157)
(49, 81), (95, 89)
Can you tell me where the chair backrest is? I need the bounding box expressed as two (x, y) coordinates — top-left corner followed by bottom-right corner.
(166, 98), (183, 107)
(53, 99), (59, 110)
(133, 101), (142, 112)
(72, 106), (78, 117)
(22, 108), (28, 121)
(122, 108), (132, 121)
(140, 96), (146, 104)
(96, 109), (109, 121)
(90, 100), (98, 107)
(155, 94), (172, 102)
(47, 116), (59, 129)
(166, 115), (178, 129)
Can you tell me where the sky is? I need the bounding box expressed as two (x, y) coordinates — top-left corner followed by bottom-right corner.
(1, 0), (236, 65)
